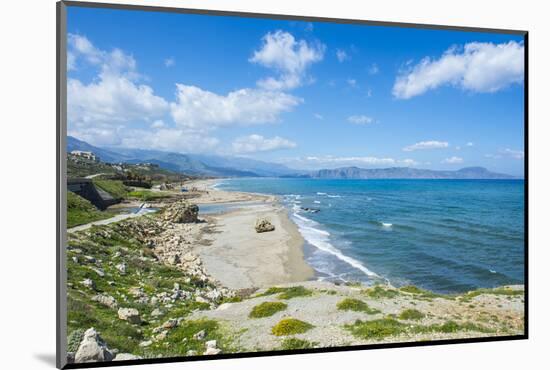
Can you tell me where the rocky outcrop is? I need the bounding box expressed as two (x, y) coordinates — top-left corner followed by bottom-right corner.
(161, 201), (199, 223)
(74, 328), (115, 363)
(92, 294), (118, 309)
(255, 218), (275, 233)
(118, 308), (141, 324)
(114, 353), (142, 361)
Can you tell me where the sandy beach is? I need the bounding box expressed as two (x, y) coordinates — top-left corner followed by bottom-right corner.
(187, 179), (314, 289)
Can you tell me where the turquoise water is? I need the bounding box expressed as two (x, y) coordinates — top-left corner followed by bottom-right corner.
(215, 178), (525, 293)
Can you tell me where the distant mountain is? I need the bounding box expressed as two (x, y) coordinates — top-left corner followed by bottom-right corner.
(66, 136), (298, 177)
(309, 166), (519, 179)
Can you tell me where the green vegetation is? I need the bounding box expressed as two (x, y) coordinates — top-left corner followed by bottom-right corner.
(364, 286), (400, 299)
(271, 318), (314, 336)
(463, 287), (524, 300)
(128, 190), (172, 201)
(249, 302), (288, 318)
(345, 318), (495, 341)
(399, 285), (451, 300)
(345, 318), (407, 339)
(261, 286), (313, 300)
(336, 298), (381, 314)
(67, 328), (85, 353)
(67, 191), (112, 228)
(279, 338), (318, 350)
(66, 219), (229, 357)
(93, 179), (129, 199)
(398, 309), (425, 321)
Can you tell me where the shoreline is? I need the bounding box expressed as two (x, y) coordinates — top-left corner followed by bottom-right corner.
(187, 178), (315, 289)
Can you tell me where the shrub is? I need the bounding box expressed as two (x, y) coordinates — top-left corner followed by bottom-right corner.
(262, 286), (313, 300)
(249, 302), (288, 318)
(336, 298), (380, 314)
(272, 318), (314, 336)
(67, 328), (85, 353)
(345, 318), (407, 339)
(398, 309), (425, 321)
(280, 338), (318, 350)
(364, 286), (399, 299)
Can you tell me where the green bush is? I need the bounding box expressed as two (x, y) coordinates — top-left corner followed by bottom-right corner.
(67, 328), (85, 353)
(280, 338), (318, 350)
(262, 286), (313, 300)
(336, 298), (380, 314)
(398, 309), (425, 321)
(272, 318), (314, 336)
(345, 318), (407, 339)
(364, 286), (399, 299)
(249, 302), (288, 318)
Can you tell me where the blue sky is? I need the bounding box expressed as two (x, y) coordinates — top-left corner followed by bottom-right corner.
(67, 6), (525, 176)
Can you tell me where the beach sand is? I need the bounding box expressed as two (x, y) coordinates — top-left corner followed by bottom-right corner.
(187, 179), (314, 289)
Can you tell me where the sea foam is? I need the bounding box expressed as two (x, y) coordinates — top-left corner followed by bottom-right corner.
(292, 211), (379, 278)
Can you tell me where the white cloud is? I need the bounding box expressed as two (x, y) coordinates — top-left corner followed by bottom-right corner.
(403, 140), (449, 152)
(314, 113), (324, 120)
(336, 49), (349, 62)
(368, 63), (379, 75)
(486, 148), (524, 160)
(250, 30), (325, 90)
(347, 115), (374, 125)
(164, 57), (175, 67)
(170, 84), (301, 130)
(442, 156), (464, 164)
(67, 34), (168, 129)
(151, 120), (165, 129)
(347, 78), (357, 87)
(279, 155), (420, 169)
(393, 41), (524, 99)
(466, 142), (474, 147)
(232, 134), (296, 153)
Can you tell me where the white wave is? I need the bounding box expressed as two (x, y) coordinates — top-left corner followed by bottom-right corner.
(489, 269), (497, 273)
(317, 192), (327, 195)
(381, 222), (393, 228)
(327, 194), (341, 198)
(292, 213), (379, 278)
(314, 200), (321, 204)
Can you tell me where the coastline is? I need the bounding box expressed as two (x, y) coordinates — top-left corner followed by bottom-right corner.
(187, 178), (315, 289)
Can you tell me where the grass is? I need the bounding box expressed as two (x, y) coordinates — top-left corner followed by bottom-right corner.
(93, 179), (129, 199)
(398, 309), (425, 321)
(67, 191), (113, 228)
(128, 190), (172, 201)
(336, 298), (381, 314)
(249, 302), (288, 318)
(463, 287), (524, 300)
(261, 286), (313, 300)
(345, 318), (495, 340)
(272, 318), (314, 336)
(345, 318), (408, 340)
(364, 286), (400, 299)
(279, 338), (318, 350)
(66, 217), (229, 358)
(399, 285), (452, 300)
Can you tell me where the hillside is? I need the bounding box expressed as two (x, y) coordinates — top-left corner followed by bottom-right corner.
(309, 166), (519, 179)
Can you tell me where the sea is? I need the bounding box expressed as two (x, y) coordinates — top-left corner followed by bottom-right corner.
(213, 178), (525, 294)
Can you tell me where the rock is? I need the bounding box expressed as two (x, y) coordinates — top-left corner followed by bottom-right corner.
(255, 218), (275, 233)
(162, 319), (178, 329)
(195, 296), (208, 304)
(139, 340), (152, 347)
(204, 347), (222, 355)
(193, 329), (206, 340)
(90, 267), (105, 277)
(74, 328), (115, 363)
(116, 262), (127, 275)
(66, 352), (75, 364)
(92, 294), (118, 309)
(151, 308), (164, 317)
(186, 350), (197, 356)
(114, 353), (142, 361)
(81, 278), (95, 290)
(167, 254), (180, 266)
(72, 256), (79, 264)
(155, 331), (168, 341)
(161, 201), (199, 223)
(205, 340), (217, 349)
(117, 308), (141, 324)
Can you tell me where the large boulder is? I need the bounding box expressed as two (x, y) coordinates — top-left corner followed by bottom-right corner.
(117, 307), (141, 324)
(74, 328), (115, 363)
(255, 218), (275, 233)
(161, 201), (199, 223)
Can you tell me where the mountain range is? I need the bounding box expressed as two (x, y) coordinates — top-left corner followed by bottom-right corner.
(67, 136), (520, 179)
